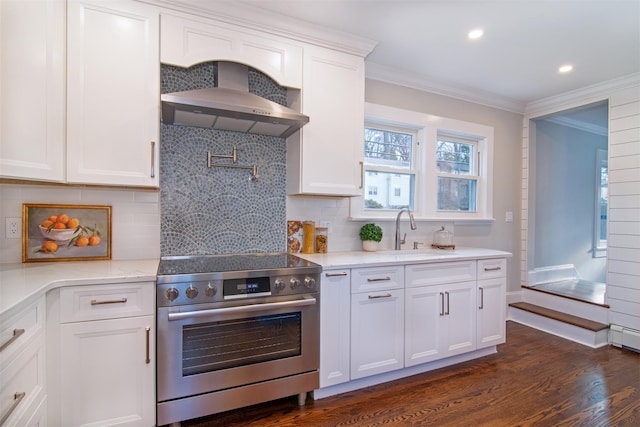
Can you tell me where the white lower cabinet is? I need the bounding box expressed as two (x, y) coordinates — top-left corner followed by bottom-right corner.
(48, 282), (155, 427)
(477, 259), (507, 348)
(405, 281), (477, 367)
(59, 316), (154, 426)
(319, 270), (351, 388)
(350, 265), (404, 380)
(0, 298), (46, 427)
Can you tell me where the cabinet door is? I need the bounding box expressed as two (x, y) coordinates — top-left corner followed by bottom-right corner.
(443, 281), (477, 357)
(60, 315), (155, 427)
(0, 0), (64, 181)
(66, 0), (159, 187)
(351, 289), (404, 379)
(405, 285), (444, 366)
(287, 46), (364, 196)
(319, 269), (351, 388)
(477, 278), (506, 348)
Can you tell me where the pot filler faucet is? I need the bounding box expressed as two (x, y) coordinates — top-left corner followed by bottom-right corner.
(395, 208), (417, 250)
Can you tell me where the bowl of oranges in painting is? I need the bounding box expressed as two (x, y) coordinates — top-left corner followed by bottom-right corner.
(39, 214), (82, 243)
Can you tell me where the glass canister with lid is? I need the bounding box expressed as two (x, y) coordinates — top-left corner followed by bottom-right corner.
(315, 227), (328, 253)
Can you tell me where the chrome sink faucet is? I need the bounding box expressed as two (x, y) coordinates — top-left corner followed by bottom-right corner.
(395, 208), (417, 250)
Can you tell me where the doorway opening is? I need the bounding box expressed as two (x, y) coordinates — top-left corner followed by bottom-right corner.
(527, 100), (609, 306)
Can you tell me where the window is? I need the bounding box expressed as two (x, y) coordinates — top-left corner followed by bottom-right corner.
(594, 149), (608, 257)
(351, 103), (494, 221)
(362, 125), (416, 210)
(436, 134), (480, 212)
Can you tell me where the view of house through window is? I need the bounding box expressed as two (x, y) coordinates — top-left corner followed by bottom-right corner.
(363, 126), (415, 210)
(436, 134), (479, 212)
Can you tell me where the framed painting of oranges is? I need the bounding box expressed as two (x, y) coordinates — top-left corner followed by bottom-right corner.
(22, 204), (112, 262)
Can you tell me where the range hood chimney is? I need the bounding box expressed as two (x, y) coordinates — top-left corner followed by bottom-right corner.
(161, 62), (309, 138)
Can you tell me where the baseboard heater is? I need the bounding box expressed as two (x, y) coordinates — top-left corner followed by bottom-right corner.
(610, 324), (640, 353)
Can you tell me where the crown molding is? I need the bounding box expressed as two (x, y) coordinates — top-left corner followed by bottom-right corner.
(141, 0), (377, 57)
(541, 116), (608, 136)
(365, 62), (527, 114)
(524, 73), (640, 119)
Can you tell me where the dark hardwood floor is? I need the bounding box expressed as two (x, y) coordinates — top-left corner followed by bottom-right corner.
(183, 322), (640, 427)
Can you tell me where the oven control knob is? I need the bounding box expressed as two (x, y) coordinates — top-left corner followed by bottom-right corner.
(205, 283), (217, 297)
(289, 278), (300, 289)
(304, 277), (316, 289)
(186, 285), (199, 299)
(166, 288), (179, 301)
(274, 279), (286, 291)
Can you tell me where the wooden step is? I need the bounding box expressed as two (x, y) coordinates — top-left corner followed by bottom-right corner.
(509, 302), (608, 332)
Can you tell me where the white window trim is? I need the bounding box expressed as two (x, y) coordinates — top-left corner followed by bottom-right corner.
(350, 103), (495, 222)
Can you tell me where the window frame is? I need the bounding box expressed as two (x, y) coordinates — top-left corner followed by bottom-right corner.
(593, 148), (608, 258)
(350, 103), (494, 222)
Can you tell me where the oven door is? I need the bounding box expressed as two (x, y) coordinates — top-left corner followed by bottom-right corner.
(157, 294), (319, 402)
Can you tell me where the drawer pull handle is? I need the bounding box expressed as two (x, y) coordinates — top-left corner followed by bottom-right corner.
(325, 272), (348, 277)
(484, 266), (502, 272)
(367, 276), (391, 282)
(479, 287), (484, 309)
(0, 392), (25, 425)
(0, 329), (25, 353)
(91, 298), (127, 306)
(368, 293), (392, 299)
(145, 327), (151, 364)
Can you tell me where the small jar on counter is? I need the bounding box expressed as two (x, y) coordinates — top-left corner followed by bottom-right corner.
(301, 221), (315, 254)
(315, 227), (328, 253)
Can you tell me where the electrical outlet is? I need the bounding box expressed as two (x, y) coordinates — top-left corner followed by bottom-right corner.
(505, 211), (514, 223)
(6, 217), (21, 239)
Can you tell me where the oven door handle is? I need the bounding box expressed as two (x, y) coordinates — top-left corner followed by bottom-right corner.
(167, 296), (317, 321)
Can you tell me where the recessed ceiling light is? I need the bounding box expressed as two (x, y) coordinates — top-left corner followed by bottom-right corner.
(559, 65), (573, 73)
(468, 29), (484, 39)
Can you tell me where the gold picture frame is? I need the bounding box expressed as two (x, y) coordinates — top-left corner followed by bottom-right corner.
(22, 204), (112, 263)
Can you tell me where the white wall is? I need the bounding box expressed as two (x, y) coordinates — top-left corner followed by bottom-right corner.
(288, 78), (524, 293)
(0, 183), (161, 263)
(607, 84), (640, 332)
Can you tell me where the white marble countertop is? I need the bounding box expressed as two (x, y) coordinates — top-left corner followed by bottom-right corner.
(297, 247), (512, 269)
(0, 259), (159, 317)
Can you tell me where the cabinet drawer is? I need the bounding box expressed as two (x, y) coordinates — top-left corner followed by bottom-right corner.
(478, 258), (507, 280)
(405, 261), (476, 288)
(0, 299), (44, 370)
(0, 336), (45, 427)
(351, 265), (404, 293)
(60, 282), (155, 323)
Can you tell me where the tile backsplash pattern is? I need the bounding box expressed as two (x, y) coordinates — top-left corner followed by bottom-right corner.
(160, 62), (287, 256)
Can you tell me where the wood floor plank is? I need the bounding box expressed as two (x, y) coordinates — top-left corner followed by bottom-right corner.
(181, 322), (640, 427)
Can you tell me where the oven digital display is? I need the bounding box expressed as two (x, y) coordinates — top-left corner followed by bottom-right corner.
(223, 277), (271, 299)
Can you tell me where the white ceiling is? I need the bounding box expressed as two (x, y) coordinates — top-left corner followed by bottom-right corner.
(237, 0), (640, 113)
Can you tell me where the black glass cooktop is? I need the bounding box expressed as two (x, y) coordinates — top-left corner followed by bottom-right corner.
(157, 252), (319, 277)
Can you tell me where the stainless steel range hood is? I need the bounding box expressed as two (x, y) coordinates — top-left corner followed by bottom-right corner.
(161, 62), (309, 139)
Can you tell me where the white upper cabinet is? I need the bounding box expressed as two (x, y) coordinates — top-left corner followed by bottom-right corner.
(160, 13), (303, 88)
(0, 0), (65, 182)
(287, 46), (365, 196)
(66, 0), (160, 187)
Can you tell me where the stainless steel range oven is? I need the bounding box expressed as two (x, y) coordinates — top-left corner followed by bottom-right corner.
(155, 253), (321, 426)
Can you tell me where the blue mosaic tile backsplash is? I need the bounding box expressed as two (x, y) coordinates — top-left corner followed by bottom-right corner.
(160, 62), (287, 256)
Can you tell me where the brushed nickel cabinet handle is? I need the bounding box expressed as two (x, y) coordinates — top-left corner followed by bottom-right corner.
(0, 329), (25, 353)
(0, 392), (25, 425)
(90, 298), (127, 306)
(479, 287), (484, 309)
(445, 291), (450, 315)
(439, 292), (445, 316)
(325, 272), (348, 277)
(368, 293), (392, 299)
(150, 141), (156, 178)
(145, 327), (151, 364)
(367, 276), (391, 282)
(484, 266), (502, 272)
